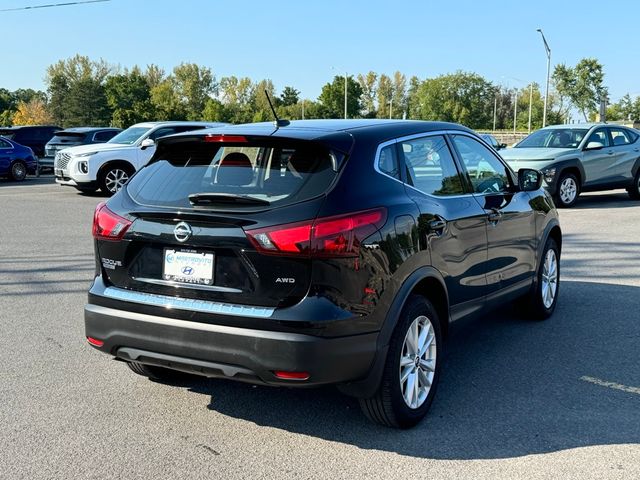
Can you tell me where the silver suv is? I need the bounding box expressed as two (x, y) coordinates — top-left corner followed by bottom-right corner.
(500, 123), (640, 207)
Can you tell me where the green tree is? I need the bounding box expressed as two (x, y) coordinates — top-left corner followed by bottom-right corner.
(202, 98), (231, 122)
(150, 79), (187, 121)
(552, 58), (608, 121)
(376, 74), (392, 119)
(45, 55), (112, 126)
(105, 69), (154, 128)
(318, 75), (362, 118)
(357, 71), (378, 118)
(413, 71), (494, 128)
(172, 63), (216, 120)
(391, 71), (407, 119)
(279, 86), (299, 107)
(406, 75), (421, 120)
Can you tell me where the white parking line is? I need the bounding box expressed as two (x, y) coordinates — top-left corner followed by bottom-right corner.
(580, 375), (640, 395)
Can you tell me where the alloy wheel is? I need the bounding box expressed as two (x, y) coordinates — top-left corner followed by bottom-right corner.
(541, 249), (558, 309)
(104, 168), (129, 193)
(11, 162), (26, 181)
(559, 177), (577, 205)
(399, 315), (437, 409)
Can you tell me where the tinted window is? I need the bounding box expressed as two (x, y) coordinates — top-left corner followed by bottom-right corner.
(108, 127), (151, 145)
(452, 135), (511, 194)
(609, 128), (632, 146)
(93, 130), (118, 142)
(401, 135), (464, 196)
(586, 128), (609, 147)
(377, 144), (400, 180)
(0, 138), (11, 148)
(127, 140), (340, 210)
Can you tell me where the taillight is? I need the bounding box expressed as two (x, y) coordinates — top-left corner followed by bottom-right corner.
(204, 134), (248, 143)
(92, 202), (132, 241)
(245, 208), (386, 258)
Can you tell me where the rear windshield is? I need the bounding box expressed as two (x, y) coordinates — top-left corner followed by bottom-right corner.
(126, 139), (341, 209)
(49, 132), (86, 142)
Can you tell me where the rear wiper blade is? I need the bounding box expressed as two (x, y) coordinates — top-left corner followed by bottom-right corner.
(188, 193), (271, 206)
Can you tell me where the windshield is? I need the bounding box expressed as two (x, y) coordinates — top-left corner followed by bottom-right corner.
(127, 139), (341, 210)
(516, 128), (588, 148)
(107, 127), (150, 145)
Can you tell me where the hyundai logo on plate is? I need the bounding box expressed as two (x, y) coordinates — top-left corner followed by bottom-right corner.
(174, 222), (192, 242)
(181, 266), (194, 276)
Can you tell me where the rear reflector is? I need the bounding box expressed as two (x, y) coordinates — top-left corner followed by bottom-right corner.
(245, 208), (386, 258)
(204, 134), (248, 143)
(273, 371), (310, 380)
(86, 336), (104, 347)
(92, 202), (132, 241)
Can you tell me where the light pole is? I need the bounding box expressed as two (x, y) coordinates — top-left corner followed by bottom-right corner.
(389, 98), (393, 119)
(537, 28), (551, 127)
(528, 83), (533, 133)
(493, 95), (497, 131)
(513, 91), (518, 135)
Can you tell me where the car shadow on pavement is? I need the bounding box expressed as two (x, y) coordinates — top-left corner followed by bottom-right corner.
(570, 191), (639, 209)
(181, 280), (640, 460)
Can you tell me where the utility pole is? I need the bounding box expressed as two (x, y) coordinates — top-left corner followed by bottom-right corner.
(493, 96), (498, 131)
(344, 72), (348, 119)
(528, 83), (533, 133)
(513, 91), (518, 135)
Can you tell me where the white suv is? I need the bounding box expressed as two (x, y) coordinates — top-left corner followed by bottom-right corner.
(54, 121), (223, 195)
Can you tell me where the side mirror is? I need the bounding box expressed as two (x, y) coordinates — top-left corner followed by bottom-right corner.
(518, 168), (543, 192)
(499, 143), (507, 150)
(585, 141), (604, 150)
(140, 138), (155, 150)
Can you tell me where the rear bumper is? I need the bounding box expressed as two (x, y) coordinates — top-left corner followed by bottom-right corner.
(84, 302), (379, 387)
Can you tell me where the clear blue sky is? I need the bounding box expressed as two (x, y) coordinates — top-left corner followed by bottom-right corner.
(2, 0), (639, 103)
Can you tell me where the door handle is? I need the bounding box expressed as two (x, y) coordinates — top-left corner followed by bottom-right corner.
(428, 217), (447, 235)
(488, 209), (503, 223)
(607, 150), (614, 155)
(634, 148), (639, 152)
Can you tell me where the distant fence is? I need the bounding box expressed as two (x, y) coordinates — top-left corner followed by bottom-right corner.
(477, 130), (529, 146)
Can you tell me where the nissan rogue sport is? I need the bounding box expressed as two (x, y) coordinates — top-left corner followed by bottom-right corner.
(85, 120), (561, 428)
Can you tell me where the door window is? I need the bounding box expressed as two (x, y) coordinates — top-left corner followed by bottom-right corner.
(586, 128), (609, 147)
(609, 128), (632, 146)
(451, 135), (511, 194)
(400, 135), (464, 196)
(377, 144), (400, 180)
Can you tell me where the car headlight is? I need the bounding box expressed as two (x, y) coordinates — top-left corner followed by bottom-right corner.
(542, 167), (556, 183)
(74, 151), (98, 158)
(78, 161), (89, 174)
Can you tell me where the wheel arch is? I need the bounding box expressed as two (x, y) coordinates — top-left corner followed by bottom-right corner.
(97, 159), (135, 179)
(338, 266), (450, 398)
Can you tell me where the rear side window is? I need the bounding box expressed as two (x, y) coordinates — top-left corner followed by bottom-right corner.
(377, 144), (400, 180)
(401, 135), (464, 196)
(127, 139), (340, 209)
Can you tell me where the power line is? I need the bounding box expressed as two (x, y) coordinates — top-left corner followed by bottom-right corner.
(0, 0), (110, 12)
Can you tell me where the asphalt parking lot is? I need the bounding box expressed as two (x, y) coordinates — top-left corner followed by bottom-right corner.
(1, 176), (639, 479)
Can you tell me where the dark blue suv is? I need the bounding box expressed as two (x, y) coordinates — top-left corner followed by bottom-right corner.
(0, 136), (37, 181)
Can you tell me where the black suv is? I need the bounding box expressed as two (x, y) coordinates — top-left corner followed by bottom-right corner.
(85, 120), (561, 428)
(0, 125), (61, 158)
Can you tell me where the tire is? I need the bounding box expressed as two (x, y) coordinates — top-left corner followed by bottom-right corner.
(359, 295), (443, 428)
(554, 172), (580, 208)
(99, 164), (134, 196)
(9, 161), (27, 181)
(524, 237), (560, 320)
(126, 361), (186, 381)
(627, 169), (640, 200)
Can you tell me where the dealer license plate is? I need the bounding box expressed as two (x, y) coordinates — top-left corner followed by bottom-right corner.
(163, 249), (214, 285)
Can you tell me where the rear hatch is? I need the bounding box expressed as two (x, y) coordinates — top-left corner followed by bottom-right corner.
(45, 131), (87, 157)
(95, 133), (351, 308)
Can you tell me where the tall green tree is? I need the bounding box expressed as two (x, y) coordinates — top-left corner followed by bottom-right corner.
(376, 74), (393, 119)
(413, 71), (494, 128)
(391, 71), (407, 119)
(279, 86), (299, 107)
(357, 71), (378, 118)
(318, 75), (362, 118)
(553, 58), (608, 121)
(172, 63), (216, 120)
(105, 68), (154, 128)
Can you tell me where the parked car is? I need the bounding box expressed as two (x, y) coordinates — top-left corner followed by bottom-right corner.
(84, 120), (561, 428)
(480, 133), (507, 150)
(0, 125), (61, 159)
(40, 127), (122, 171)
(54, 121), (224, 195)
(500, 123), (640, 207)
(0, 136), (38, 181)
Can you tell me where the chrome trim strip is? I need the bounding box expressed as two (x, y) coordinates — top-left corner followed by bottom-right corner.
(132, 277), (242, 293)
(102, 286), (274, 318)
(86, 304), (312, 341)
